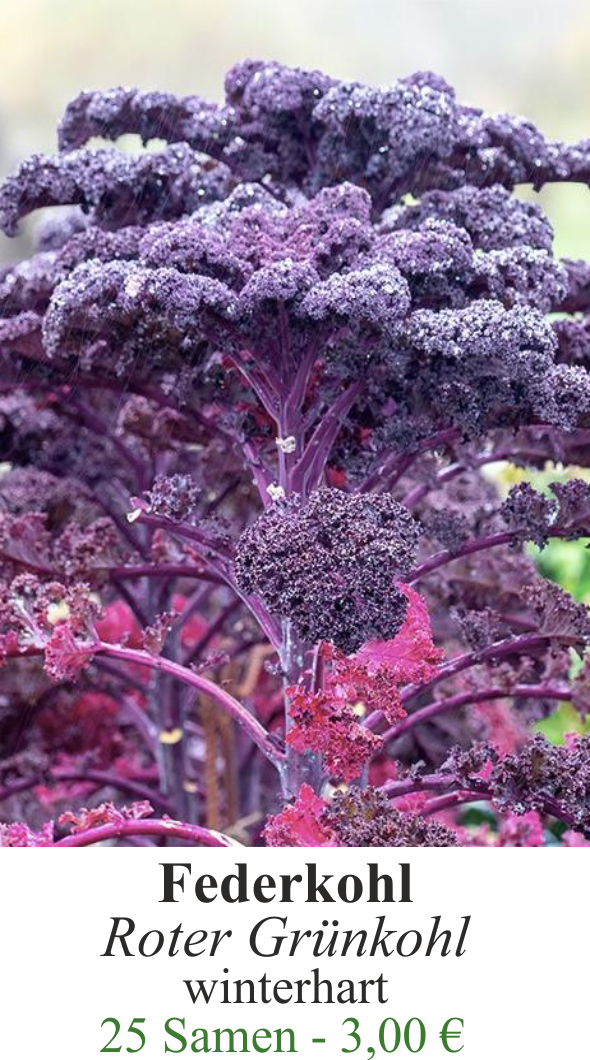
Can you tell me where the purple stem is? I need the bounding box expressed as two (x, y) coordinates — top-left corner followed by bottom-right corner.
(365, 633), (563, 731)
(170, 583), (217, 639)
(228, 353), (279, 417)
(57, 769), (175, 808)
(55, 819), (234, 847)
(408, 521), (580, 586)
(420, 790), (486, 816)
(408, 531), (514, 582)
(97, 642), (284, 768)
(115, 527), (281, 648)
(133, 512), (233, 558)
(204, 477), (241, 517)
(0, 776), (41, 803)
(242, 439), (273, 501)
(64, 397), (149, 487)
(359, 427), (461, 493)
(401, 634), (560, 709)
(290, 381), (363, 495)
(111, 563), (224, 583)
(0, 769), (172, 810)
(382, 774), (580, 833)
(381, 683), (571, 745)
(0, 548), (52, 574)
(110, 577), (150, 627)
(94, 493), (150, 560)
(282, 346), (319, 427)
(401, 447), (550, 509)
(380, 770), (462, 799)
(183, 599), (240, 667)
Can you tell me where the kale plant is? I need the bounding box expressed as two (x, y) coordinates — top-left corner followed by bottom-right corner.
(1, 61), (590, 847)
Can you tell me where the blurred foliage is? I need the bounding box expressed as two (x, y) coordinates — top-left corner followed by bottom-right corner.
(488, 461), (590, 603)
(486, 460), (590, 743)
(534, 540), (590, 602)
(536, 701), (590, 743)
(533, 528), (590, 742)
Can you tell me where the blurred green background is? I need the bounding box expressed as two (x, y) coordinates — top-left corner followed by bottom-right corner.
(0, 0), (589, 738)
(0, 0), (589, 262)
